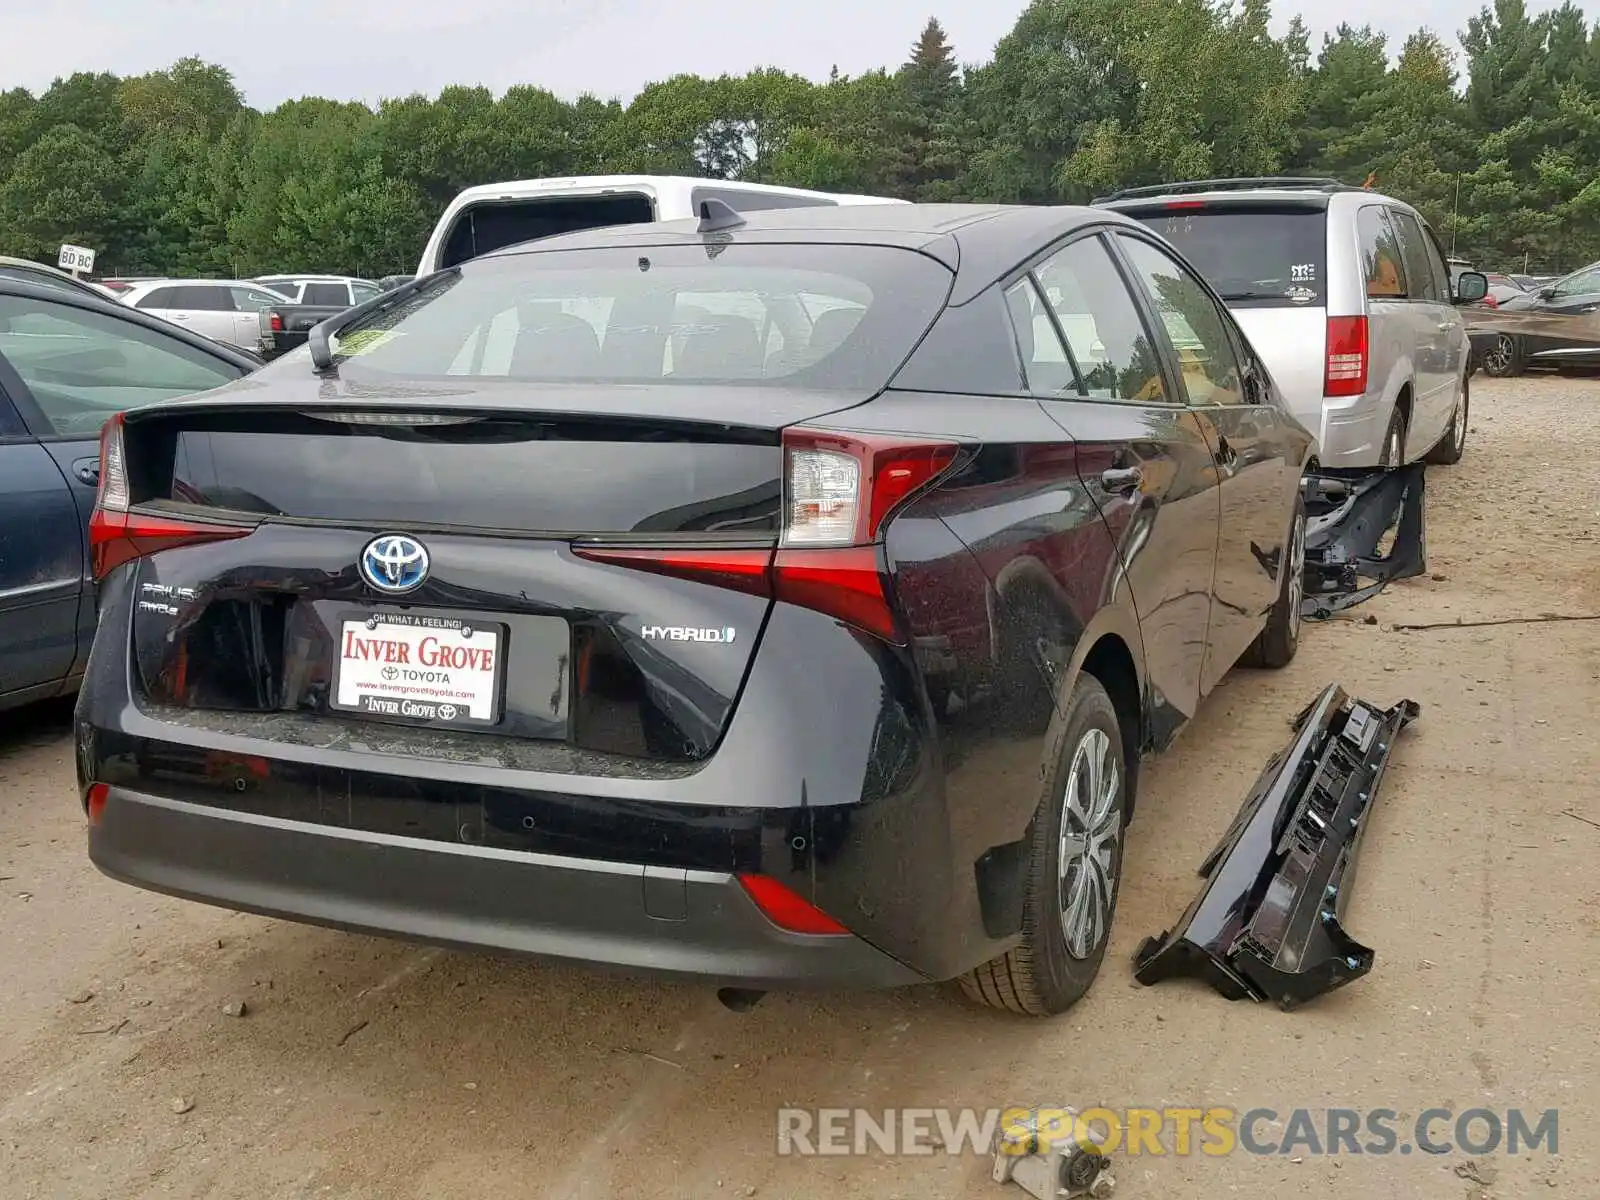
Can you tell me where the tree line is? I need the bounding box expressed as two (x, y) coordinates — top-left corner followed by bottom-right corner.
(2, 0), (1597, 280)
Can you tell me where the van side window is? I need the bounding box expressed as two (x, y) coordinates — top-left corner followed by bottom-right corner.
(1389, 210), (1440, 302)
(1358, 206), (1407, 299)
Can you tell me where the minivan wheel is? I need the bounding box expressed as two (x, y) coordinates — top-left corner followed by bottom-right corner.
(958, 674), (1126, 1016)
(1241, 495), (1306, 668)
(1380, 407), (1407, 469)
(1424, 377), (1469, 465)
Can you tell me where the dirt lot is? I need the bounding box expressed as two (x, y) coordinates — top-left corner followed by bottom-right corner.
(2, 375), (1596, 1200)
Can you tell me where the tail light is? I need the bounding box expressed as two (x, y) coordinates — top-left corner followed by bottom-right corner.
(85, 782), (109, 826)
(269, 312), (284, 332)
(737, 873), (850, 935)
(1481, 294), (1499, 308)
(573, 429), (959, 643)
(1324, 316), (1368, 397)
(87, 413), (253, 580)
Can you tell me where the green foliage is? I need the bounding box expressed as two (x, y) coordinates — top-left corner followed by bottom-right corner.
(1, 3), (1597, 276)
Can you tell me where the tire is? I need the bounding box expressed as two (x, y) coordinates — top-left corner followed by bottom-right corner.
(1379, 405), (1407, 469)
(1240, 494), (1306, 669)
(1424, 375), (1469, 465)
(959, 674), (1127, 1016)
(1481, 333), (1524, 379)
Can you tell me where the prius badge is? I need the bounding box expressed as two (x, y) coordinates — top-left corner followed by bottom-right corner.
(359, 534), (430, 594)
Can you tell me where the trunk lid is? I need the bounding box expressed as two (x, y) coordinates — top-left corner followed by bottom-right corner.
(121, 387), (864, 765)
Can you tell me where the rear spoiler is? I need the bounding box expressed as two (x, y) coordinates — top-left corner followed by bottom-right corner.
(1133, 684), (1419, 1010)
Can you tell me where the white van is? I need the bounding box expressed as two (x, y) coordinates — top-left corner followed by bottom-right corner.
(415, 175), (905, 275)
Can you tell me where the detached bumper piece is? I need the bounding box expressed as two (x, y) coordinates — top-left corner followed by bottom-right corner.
(1300, 465), (1426, 620)
(1133, 684), (1419, 1010)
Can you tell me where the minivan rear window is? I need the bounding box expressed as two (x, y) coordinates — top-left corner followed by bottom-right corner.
(440, 194), (655, 267)
(1125, 204), (1327, 307)
(332, 242), (954, 392)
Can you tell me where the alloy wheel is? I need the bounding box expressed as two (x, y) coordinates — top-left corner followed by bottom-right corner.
(1057, 727), (1121, 960)
(1484, 335), (1514, 375)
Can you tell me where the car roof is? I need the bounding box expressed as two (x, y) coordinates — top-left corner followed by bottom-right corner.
(481, 202), (1145, 305)
(0, 278), (263, 368)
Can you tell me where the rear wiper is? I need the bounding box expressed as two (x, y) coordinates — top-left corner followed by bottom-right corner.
(307, 267), (460, 372)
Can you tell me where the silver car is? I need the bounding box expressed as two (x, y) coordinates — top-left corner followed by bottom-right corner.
(1099, 178), (1486, 469)
(116, 279), (295, 352)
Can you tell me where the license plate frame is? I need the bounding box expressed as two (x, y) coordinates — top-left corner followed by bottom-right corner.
(330, 610), (510, 730)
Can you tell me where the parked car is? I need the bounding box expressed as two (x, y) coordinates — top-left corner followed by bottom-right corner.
(1477, 259), (1600, 376)
(416, 174), (906, 273)
(1509, 273), (1556, 291)
(78, 202), (1314, 1017)
(0, 257), (119, 301)
(116, 279), (294, 352)
(0, 279), (259, 712)
(250, 275), (385, 308)
(1096, 177), (1486, 469)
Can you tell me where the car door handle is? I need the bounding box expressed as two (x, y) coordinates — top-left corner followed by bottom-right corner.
(1099, 466), (1144, 495)
(1437, 322), (1455, 332)
(73, 460), (100, 486)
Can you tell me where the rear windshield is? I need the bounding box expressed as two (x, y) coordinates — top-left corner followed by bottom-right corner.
(1125, 205), (1327, 307)
(440, 195), (655, 267)
(332, 243), (953, 392)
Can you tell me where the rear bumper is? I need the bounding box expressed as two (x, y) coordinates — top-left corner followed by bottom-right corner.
(89, 785), (925, 989)
(1314, 392), (1389, 468)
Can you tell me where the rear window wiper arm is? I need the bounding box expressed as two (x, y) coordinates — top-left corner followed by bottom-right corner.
(307, 267), (460, 372)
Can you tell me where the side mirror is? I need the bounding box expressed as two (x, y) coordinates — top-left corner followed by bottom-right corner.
(1538, 286), (1557, 301)
(1454, 271), (1488, 304)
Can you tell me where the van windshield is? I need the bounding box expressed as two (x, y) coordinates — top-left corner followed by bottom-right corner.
(440, 194), (655, 267)
(1125, 204), (1328, 307)
(333, 241), (953, 392)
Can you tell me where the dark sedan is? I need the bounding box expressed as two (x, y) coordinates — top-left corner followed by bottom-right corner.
(0, 279), (259, 713)
(1479, 259), (1600, 376)
(76, 203), (1313, 1016)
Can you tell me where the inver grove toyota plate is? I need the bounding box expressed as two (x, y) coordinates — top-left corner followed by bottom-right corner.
(331, 612), (506, 728)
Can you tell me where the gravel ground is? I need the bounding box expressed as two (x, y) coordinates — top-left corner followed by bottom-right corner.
(1, 375), (1596, 1199)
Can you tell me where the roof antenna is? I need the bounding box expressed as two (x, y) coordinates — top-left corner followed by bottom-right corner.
(696, 198), (746, 233)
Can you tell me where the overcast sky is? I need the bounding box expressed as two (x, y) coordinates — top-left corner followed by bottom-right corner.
(2, 0), (1592, 109)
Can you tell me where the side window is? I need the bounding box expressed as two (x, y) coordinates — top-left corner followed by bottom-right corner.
(135, 286), (179, 309)
(1551, 265), (1600, 299)
(303, 282), (352, 306)
(177, 285), (234, 311)
(1358, 206), (1407, 299)
(1003, 277), (1079, 396)
(0, 295), (243, 436)
(1389, 211), (1440, 302)
(351, 282), (382, 304)
(230, 287), (284, 313)
(1419, 223), (1453, 299)
(1116, 234), (1244, 407)
(1031, 236), (1169, 403)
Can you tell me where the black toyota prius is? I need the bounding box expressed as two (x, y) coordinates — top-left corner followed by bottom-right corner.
(77, 202), (1313, 1016)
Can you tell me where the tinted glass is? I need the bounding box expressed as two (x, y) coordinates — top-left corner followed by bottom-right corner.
(303, 282), (351, 306)
(1117, 235), (1244, 407)
(352, 282), (382, 303)
(334, 243), (953, 392)
(1004, 277), (1079, 396)
(1420, 223), (1453, 298)
(136, 286), (179, 309)
(0, 296), (242, 436)
(1125, 205), (1326, 305)
(165, 415), (782, 534)
(174, 285), (232, 311)
(1551, 264), (1600, 298)
(1389, 211), (1439, 301)
(1358, 205), (1407, 298)
(440, 194), (655, 268)
(1031, 236), (1167, 403)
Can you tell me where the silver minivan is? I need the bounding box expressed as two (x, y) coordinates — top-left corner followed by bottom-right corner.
(1099, 178), (1487, 469)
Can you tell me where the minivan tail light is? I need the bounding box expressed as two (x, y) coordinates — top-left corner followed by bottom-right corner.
(1324, 316), (1369, 397)
(572, 430), (960, 645)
